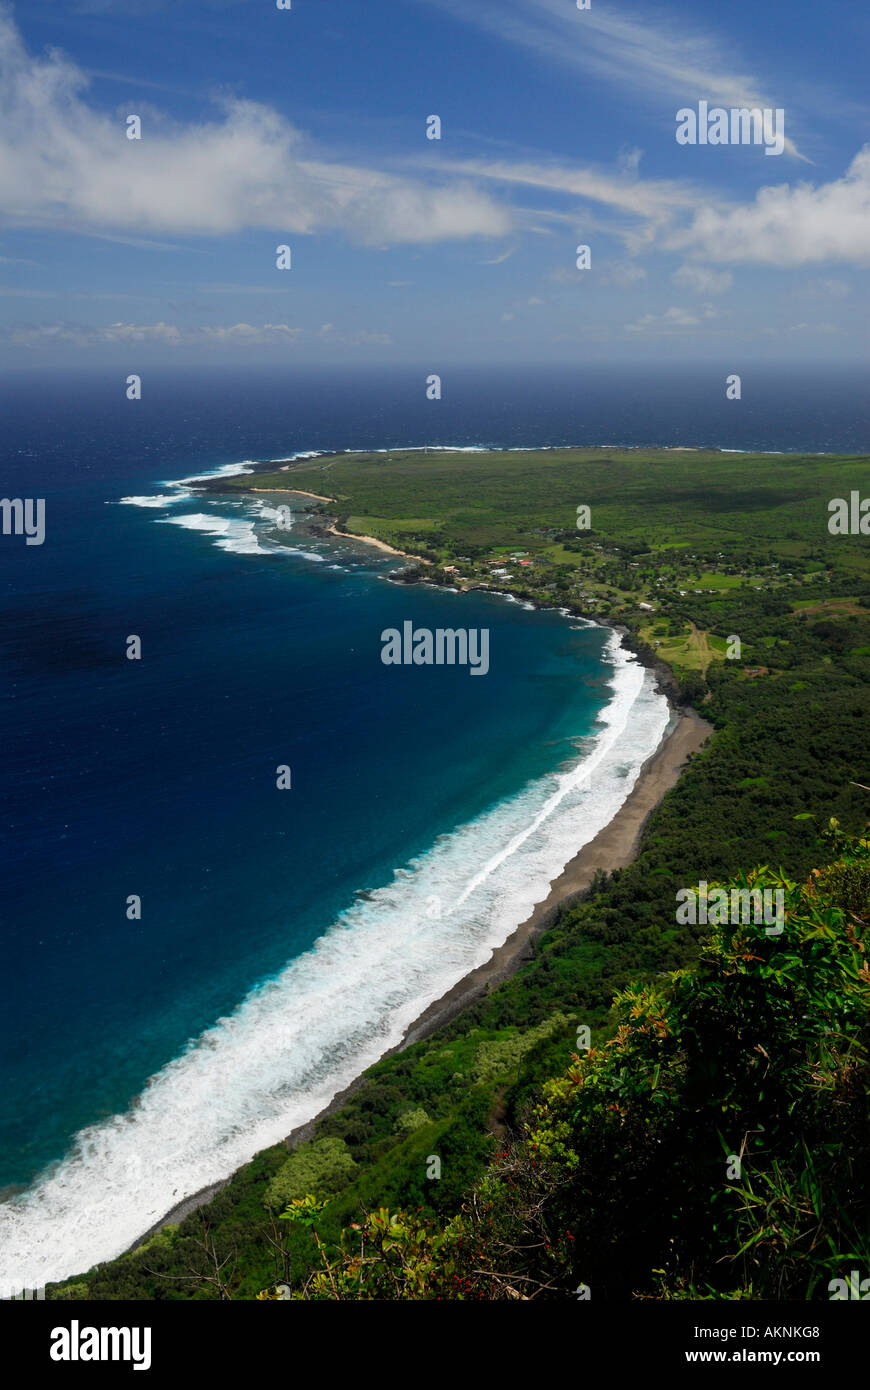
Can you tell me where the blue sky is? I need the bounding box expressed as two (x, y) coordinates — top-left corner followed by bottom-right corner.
(1, 0), (868, 364)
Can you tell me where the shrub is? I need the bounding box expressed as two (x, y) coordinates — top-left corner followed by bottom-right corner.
(264, 1138), (357, 1212)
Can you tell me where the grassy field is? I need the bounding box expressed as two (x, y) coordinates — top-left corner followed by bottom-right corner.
(235, 446), (870, 556)
(230, 447), (870, 679)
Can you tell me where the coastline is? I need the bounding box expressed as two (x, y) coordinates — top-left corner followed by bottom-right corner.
(250, 486), (335, 502)
(400, 704), (710, 1045)
(248, 482), (432, 564)
(135, 701), (711, 1246)
(129, 470), (712, 1249)
(272, 702), (710, 1155)
(325, 521), (432, 564)
(245, 484), (432, 563)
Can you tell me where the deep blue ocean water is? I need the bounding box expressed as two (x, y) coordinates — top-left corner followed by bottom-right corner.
(0, 363), (866, 1288)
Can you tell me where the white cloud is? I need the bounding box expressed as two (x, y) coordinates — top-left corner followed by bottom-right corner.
(617, 148), (644, 176)
(103, 321), (181, 342)
(625, 306), (700, 334)
(0, 13), (509, 244)
(447, 155), (722, 265)
(446, 156), (701, 226)
(6, 314), (395, 350)
(7, 320), (305, 348)
(449, 148), (870, 270)
(667, 148), (870, 266)
(199, 323), (302, 345)
(672, 264), (733, 294)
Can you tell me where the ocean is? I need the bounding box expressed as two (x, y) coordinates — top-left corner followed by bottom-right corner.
(0, 363), (865, 1291)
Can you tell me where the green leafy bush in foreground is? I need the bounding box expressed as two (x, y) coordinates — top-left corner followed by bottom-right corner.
(262, 827), (869, 1300)
(263, 1138), (357, 1212)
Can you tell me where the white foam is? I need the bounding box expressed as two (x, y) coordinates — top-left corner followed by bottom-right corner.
(157, 512), (263, 555)
(139, 496), (330, 564)
(0, 639), (670, 1292)
(161, 461), (257, 486)
(116, 460), (258, 515)
(264, 543), (328, 563)
(117, 493), (193, 509)
(255, 502), (291, 526)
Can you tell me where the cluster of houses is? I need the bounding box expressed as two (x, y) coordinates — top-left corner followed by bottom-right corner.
(484, 552), (551, 579)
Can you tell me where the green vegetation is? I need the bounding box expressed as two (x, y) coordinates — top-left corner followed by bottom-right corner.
(52, 449), (870, 1300)
(232, 446), (870, 682)
(264, 1138), (357, 1212)
(262, 828), (870, 1300)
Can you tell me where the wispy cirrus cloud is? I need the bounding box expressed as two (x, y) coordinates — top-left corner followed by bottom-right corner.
(443, 157), (701, 222)
(415, 0), (808, 159)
